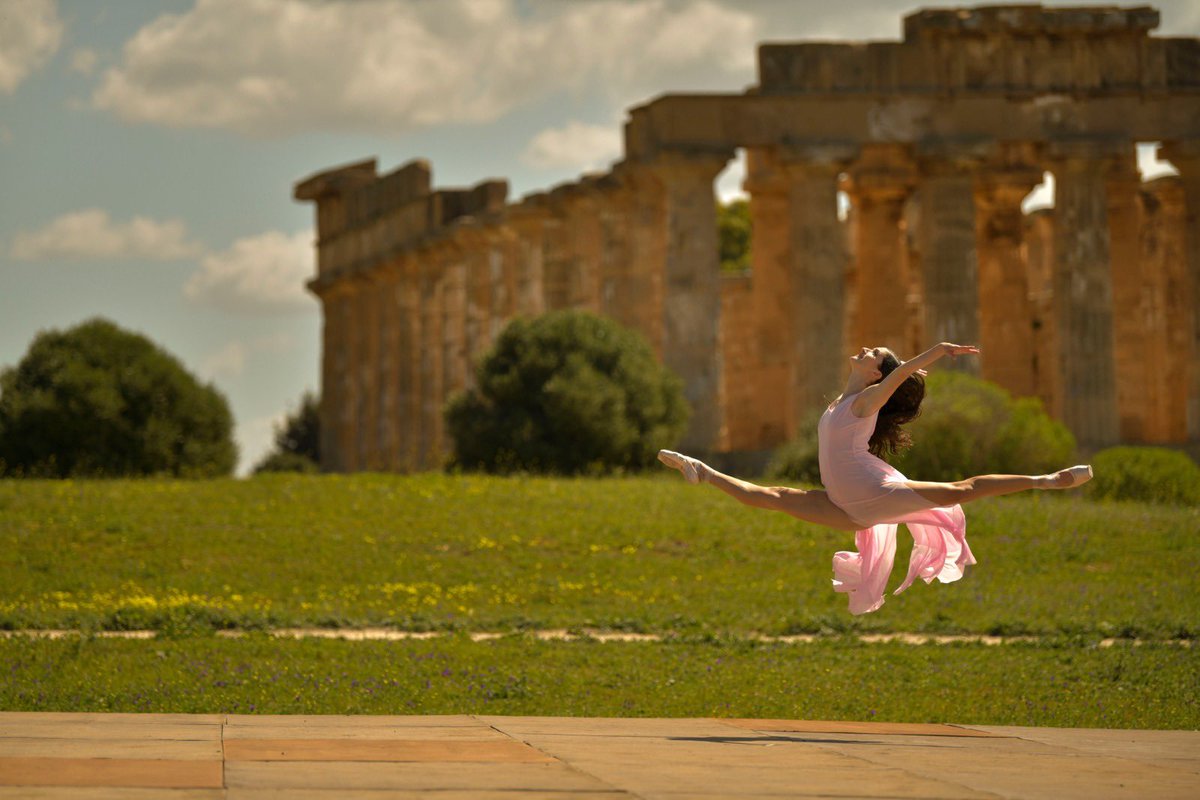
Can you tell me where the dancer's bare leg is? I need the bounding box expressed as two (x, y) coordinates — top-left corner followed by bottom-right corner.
(658, 450), (858, 531)
(904, 466), (1091, 507)
(704, 466), (859, 531)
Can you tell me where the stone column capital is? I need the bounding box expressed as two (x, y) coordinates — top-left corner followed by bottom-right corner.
(1045, 139), (1132, 172)
(915, 139), (991, 176)
(646, 148), (734, 183)
(777, 141), (858, 171)
(846, 144), (917, 200)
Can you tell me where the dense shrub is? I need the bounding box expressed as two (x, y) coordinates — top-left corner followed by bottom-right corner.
(1086, 446), (1200, 506)
(718, 198), (751, 273)
(0, 318), (236, 477)
(766, 410), (823, 484)
(253, 450), (319, 475)
(770, 371), (1076, 483)
(253, 391), (320, 474)
(445, 311), (689, 474)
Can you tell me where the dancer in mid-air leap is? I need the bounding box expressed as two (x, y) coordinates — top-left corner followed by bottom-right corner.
(659, 342), (1092, 614)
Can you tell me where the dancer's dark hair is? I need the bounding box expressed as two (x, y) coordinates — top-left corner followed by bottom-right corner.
(868, 350), (925, 459)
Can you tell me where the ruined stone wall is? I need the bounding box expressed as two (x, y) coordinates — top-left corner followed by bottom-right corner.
(298, 5), (1200, 472)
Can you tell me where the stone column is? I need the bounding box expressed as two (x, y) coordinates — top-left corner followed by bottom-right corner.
(781, 146), (853, 430)
(311, 279), (351, 472)
(417, 252), (444, 469)
(562, 190), (602, 313)
(507, 204), (549, 318)
(917, 148), (982, 368)
(594, 184), (631, 326)
(736, 148), (789, 447)
(375, 264), (401, 470)
(395, 255), (421, 471)
(356, 272), (382, 471)
(1136, 177), (1189, 443)
(1046, 141), (1123, 448)
(457, 228), (491, 392)
(845, 145), (918, 356)
(652, 151), (731, 454)
(974, 146), (1042, 397)
(540, 209), (570, 311)
(485, 228), (515, 345)
(620, 166), (668, 357)
(1161, 141), (1200, 441)
(440, 241), (468, 439)
(1106, 151), (1146, 440)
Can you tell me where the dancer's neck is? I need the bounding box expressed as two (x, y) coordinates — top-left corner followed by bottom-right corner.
(841, 373), (873, 399)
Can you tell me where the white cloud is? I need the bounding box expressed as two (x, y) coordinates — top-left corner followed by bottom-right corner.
(715, 150), (747, 203)
(1138, 142), (1180, 180)
(201, 340), (247, 380)
(0, 0), (63, 93)
(9, 208), (203, 261)
(200, 333), (295, 382)
(70, 48), (98, 76)
(1021, 172), (1055, 214)
(236, 411), (287, 476)
(521, 121), (622, 170)
(184, 229), (315, 313)
(91, 0), (758, 137)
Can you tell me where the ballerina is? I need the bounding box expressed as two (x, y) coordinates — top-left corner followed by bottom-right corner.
(659, 342), (1092, 614)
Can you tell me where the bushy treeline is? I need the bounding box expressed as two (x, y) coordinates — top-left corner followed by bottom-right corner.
(445, 311), (689, 474)
(0, 319), (236, 478)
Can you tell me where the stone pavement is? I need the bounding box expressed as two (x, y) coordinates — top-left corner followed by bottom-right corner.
(0, 713), (1196, 799)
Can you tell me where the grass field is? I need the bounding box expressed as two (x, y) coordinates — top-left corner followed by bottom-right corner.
(1, 474), (1196, 727)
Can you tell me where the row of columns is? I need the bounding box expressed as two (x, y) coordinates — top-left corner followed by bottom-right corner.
(314, 138), (1198, 472)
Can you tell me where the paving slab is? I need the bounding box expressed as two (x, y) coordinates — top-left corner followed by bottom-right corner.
(223, 722), (513, 741)
(224, 737), (555, 763)
(966, 724), (1200, 767)
(224, 761), (621, 792)
(0, 790), (224, 800)
(0, 722), (219, 742)
(0, 756), (223, 788)
(0, 737), (221, 760)
(723, 718), (1003, 737)
(0, 713), (1194, 798)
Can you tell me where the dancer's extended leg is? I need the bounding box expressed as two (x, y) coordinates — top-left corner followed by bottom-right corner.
(658, 449), (858, 531)
(904, 465), (1091, 506)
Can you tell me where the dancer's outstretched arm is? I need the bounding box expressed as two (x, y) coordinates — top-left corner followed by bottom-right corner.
(851, 342), (979, 417)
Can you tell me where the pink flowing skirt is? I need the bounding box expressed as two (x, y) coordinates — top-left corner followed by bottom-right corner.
(829, 479), (975, 615)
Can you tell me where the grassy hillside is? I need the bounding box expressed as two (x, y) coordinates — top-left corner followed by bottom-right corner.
(2, 474), (1196, 637)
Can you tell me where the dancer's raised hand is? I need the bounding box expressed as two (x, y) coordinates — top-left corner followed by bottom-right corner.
(939, 343), (980, 359)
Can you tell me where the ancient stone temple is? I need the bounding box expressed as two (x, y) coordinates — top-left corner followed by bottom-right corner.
(297, 4), (1200, 473)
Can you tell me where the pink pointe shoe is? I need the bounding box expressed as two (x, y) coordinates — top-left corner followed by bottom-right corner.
(657, 449), (706, 485)
(1053, 464), (1093, 489)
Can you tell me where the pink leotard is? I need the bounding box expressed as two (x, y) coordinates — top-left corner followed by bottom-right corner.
(818, 394), (975, 614)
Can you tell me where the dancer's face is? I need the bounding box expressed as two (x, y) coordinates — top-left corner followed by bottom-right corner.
(851, 346), (888, 381)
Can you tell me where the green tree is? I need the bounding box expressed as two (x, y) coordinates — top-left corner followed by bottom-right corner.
(445, 311), (690, 474)
(253, 392), (320, 474)
(718, 198), (751, 272)
(0, 318), (236, 477)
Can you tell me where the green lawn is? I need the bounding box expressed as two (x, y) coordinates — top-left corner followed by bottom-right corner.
(3, 635), (1195, 729)
(2, 474), (1195, 637)
(2, 474), (1196, 728)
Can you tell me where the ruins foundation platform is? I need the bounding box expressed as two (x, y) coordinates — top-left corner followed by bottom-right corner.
(1, 712), (1197, 798)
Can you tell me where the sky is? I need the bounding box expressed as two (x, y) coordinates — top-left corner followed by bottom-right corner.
(3, 0), (1198, 474)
